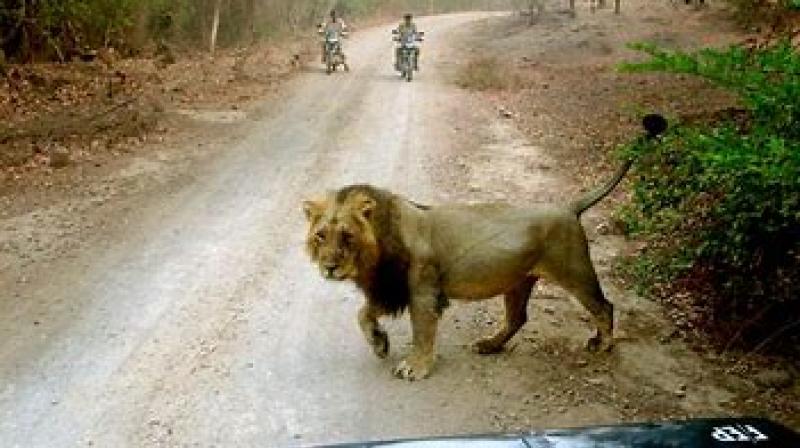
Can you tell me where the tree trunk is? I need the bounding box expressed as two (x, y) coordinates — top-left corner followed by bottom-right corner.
(246, 0), (256, 44)
(210, 0), (222, 55)
(615, 0), (620, 14)
(528, 0), (534, 25)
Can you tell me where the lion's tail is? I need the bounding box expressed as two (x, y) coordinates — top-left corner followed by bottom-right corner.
(568, 113), (668, 216)
(568, 159), (634, 216)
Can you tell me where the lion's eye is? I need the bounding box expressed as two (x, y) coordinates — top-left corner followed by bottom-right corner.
(315, 231), (326, 242)
(341, 231), (354, 245)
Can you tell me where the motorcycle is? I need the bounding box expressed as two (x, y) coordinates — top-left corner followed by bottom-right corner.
(319, 28), (349, 74)
(392, 29), (423, 82)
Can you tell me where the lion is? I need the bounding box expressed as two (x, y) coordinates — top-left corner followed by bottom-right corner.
(303, 114), (667, 380)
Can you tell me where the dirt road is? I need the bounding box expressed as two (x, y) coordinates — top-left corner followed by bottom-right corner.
(0, 10), (795, 448)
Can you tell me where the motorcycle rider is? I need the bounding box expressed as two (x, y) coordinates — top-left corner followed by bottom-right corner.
(319, 10), (347, 63)
(394, 13), (420, 71)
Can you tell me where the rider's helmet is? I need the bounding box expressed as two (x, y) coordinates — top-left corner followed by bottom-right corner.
(403, 13), (413, 22)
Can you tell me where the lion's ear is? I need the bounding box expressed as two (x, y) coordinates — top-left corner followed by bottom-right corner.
(302, 199), (325, 222)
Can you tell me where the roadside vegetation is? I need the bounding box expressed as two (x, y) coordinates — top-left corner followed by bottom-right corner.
(617, 38), (800, 355)
(727, 0), (800, 26)
(0, 0), (511, 63)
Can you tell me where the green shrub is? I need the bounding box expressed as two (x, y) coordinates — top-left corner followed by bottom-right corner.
(617, 42), (800, 350)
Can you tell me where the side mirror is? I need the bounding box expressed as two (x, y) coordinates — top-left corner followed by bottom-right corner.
(418, 31), (425, 36)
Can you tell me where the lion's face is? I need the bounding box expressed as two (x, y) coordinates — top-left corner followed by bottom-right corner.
(302, 192), (379, 281)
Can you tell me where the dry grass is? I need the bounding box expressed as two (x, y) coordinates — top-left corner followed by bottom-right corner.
(0, 38), (313, 170)
(455, 56), (520, 91)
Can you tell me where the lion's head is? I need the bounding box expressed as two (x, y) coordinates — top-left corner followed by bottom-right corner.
(303, 185), (416, 315)
(302, 187), (381, 281)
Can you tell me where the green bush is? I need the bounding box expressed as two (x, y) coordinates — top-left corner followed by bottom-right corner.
(617, 42), (800, 349)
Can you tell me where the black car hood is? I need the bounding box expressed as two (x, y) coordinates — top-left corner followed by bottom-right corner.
(315, 418), (799, 447)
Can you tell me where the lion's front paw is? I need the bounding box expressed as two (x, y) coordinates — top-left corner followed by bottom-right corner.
(393, 355), (433, 381)
(471, 337), (505, 355)
(370, 328), (390, 359)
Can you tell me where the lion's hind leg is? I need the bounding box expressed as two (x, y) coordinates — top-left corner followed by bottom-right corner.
(473, 276), (538, 354)
(541, 244), (614, 352)
(570, 274), (614, 353)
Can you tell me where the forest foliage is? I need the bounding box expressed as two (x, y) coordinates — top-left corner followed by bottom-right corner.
(0, 0), (509, 62)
